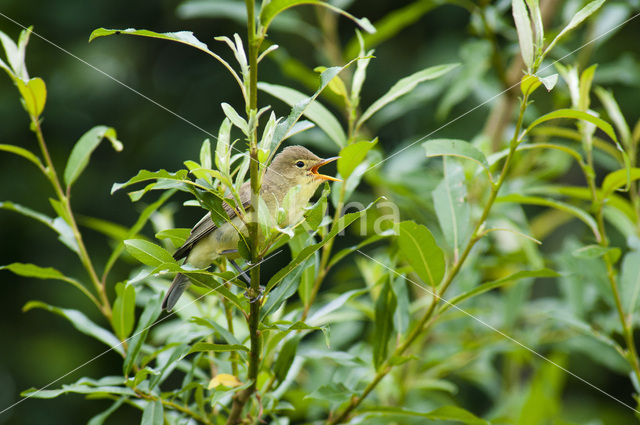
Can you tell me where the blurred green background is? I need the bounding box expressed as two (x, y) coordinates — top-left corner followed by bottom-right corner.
(2, 0), (640, 423)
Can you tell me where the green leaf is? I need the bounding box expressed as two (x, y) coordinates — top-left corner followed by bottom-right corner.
(2, 198), (81, 254)
(308, 288), (368, 326)
(111, 169), (188, 195)
(0, 261), (102, 305)
(103, 189), (176, 278)
(273, 336), (301, 382)
(538, 73), (558, 91)
(91, 27), (209, 53)
(1, 262), (67, 280)
(578, 64), (597, 112)
(496, 193), (600, 239)
(124, 239), (176, 267)
(337, 139), (377, 180)
(215, 118), (232, 175)
(601, 168), (640, 198)
(0, 144), (43, 170)
(155, 228), (191, 247)
(423, 139), (491, 179)
(111, 282), (136, 340)
(266, 201), (377, 291)
(259, 0), (375, 35)
(350, 34), (372, 108)
(0, 201), (53, 228)
(149, 344), (190, 389)
(15, 77), (46, 117)
(441, 269), (560, 314)
(432, 159), (471, 257)
(141, 400), (163, 425)
(262, 257), (309, 318)
(373, 280), (397, 368)
(621, 251), (640, 315)
(303, 182), (329, 230)
(520, 74), (541, 95)
(188, 342), (249, 354)
(573, 244), (621, 263)
(526, 108), (618, 144)
(548, 0), (605, 52)
(124, 294), (162, 375)
(21, 377), (135, 400)
(258, 81), (346, 148)
(89, 28), (244, 93)
(23, 301), (124, 354)
(64, 126), (123, 188)
(307, 382), (353, 406)
(0, 29), (22, 76)
(397, 221), (445, 287)
(361, 405), (489, 425)
(80, 216), (131, 242)
(221, 102), (249, 135)
(595, 86), (632, 146)
(327, 232), (394, 270)
(357, 63), (458, 129)
(512, 0), (534, 69)
(526, 0), (543, 49)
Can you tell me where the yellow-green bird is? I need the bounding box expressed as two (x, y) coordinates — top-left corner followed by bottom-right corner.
(162, 145), (340, 311)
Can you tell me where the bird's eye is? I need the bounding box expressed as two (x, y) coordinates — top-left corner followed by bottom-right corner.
(295, 161), (304, 168)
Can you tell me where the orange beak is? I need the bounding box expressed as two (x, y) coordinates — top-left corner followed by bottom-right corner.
(310, 156), (341, 182)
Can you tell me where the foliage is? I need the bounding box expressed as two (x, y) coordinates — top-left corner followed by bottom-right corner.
(2, 1), (640, 424)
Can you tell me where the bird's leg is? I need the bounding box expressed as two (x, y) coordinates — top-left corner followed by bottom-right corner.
(220, 250), (251, 286)
(229, 259), (251, 286)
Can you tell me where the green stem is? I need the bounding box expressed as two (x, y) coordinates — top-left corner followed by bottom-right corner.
(578, 119), (640, 385)
(31, 116), (111, 317)
(327, 94), (530, 425)
(594, 202), (640, 386)
(227, 1), (263, 423)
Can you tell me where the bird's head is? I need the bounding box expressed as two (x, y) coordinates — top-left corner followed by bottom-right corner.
(268, 145), (341, 186)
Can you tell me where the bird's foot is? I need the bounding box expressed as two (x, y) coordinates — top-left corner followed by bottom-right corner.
(244, 285), (265, 303)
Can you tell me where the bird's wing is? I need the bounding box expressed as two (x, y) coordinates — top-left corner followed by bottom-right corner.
(173, 185), (251, 260)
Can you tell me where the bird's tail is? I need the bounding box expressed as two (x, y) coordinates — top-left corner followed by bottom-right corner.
(162, 273), (191, 311)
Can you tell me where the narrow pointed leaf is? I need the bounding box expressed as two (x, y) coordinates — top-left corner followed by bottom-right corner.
(259, 0), (375, 35)
(373, 280), (397, 368)
(259, 80), (347, 148)
(424, 139), (491, 178)
(64, 126), (122, 188)
(512, 0), (534, 68)
(124, 294), (162, 375)
(111, 282), (136, 340)
(397, 221), (445, 287)
(554, 0), (605, 45)
(602, 168), (640, 197)
(497, 193), (599, 239)
(526, 109), (618, 143)
(0, 144), (43, 169)
(141, 400), (163, 425)
(124, 239), (175, 267)
(361, 405), (489, 425)
(358, 63), (458, 128)
(338, 139), (377, 180)
(441, 269), (560, 314)
(621, 251), (640, 315)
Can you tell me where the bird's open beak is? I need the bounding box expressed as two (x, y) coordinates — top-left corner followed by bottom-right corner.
(311, 156), (341, 182)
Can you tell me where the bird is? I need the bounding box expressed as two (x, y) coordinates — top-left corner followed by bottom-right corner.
(162, 145), (340, 311)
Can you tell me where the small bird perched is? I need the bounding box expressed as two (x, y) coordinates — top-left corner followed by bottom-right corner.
(162, 145), (340, 311)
